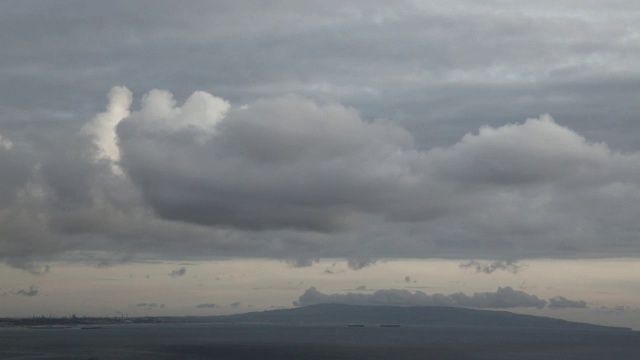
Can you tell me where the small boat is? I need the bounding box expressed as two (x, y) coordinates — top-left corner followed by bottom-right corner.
(347, 324), (365, 327)
(380, 324), (400, 327)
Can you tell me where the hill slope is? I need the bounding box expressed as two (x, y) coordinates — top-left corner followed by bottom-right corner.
(213, 303), (629, 331)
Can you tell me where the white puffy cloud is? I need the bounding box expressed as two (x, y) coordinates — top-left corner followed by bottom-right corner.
(81, 86), (133, 167)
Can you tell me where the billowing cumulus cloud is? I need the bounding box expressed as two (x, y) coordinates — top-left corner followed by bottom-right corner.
(294, 286), (547, 309)
(81, 86), (133, 169)
(111, 88), (640, 259)
(0, 1), (638, 329)
(117, 92), (423, 232)
(1, 85), (640, 267)
(1, 0), (640, 269)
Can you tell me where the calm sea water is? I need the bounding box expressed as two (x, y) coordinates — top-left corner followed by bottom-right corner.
(1, 323), (639, 359)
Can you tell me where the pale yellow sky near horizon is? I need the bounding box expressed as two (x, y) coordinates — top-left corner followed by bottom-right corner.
(1, 258), (639, 329)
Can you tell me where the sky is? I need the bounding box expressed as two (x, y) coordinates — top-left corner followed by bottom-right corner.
(1, 1), (639, 329)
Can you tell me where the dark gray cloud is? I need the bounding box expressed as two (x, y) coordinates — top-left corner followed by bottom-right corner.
(548, 296), (588, 309)
(0, 2), (639, 266)
(294, 286), (547, 309)
(116, 93), (425, 232)
(230, 301), (241, 308)
(15, 286), (38, 297)
(2, 1), (638, 149)
(595, 305), (628, 314)
(285, 258), (319, 268)
(169, 267), (186, 278)
(2, 88), (640, 264)
(460, 260), (524, 274)
(347, 259), (377, 270)
(404, 276), (417, 283)
(196, 303), (216, 309)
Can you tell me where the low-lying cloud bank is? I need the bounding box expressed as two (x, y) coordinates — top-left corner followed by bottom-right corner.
(459, 260), (524, 274)
(548, 296), (588, 309)
(294, 287), (588, 310)
(15, 286), (39, 297)
(196, 303), (216, 309)
(2, 86), (640, 267)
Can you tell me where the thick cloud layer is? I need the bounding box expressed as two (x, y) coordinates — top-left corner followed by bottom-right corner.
(294, 286), (548, 309)
(1, 86), (640, 266)
(1, 2), (640, 266)
(117, 92), (421, 231)
(113, 88), (640, 258)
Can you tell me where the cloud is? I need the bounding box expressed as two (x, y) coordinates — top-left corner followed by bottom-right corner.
(595, 305), (628, 314)
(15, 286), (38, 297)
(117, 92), (423, 232)
(548, 296), (588, 309)
(285, 258), (319, 268)
(5, 259), (50, 276)
(169, 267), (186, 277)
(136, 302), (164, 309)
(2, 84), (640, 266)
(196, 303), (216, 309)
(0, 0), (637, 274)
(347, 258), (377, 270)
(294, 286), (547, 309)
(460, 260), (524, 274)
(230, 301), (241, 308)
(113, 88), (640, 260)
(81, 86), (133, 172)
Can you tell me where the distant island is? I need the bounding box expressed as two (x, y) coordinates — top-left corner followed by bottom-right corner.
(0, 304), (632, 331)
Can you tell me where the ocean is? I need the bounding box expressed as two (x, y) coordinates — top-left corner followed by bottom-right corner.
(1, 323), (639, 359)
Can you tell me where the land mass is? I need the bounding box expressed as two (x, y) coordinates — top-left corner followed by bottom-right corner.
(0, 304), (631, 331)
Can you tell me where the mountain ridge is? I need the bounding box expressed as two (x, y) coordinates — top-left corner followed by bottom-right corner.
(211, 303), (630, 331)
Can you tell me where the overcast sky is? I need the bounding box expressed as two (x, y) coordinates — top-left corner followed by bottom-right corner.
(0, 1), (639, 328)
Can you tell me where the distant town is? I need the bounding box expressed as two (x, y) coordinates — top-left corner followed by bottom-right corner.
(0, 315), (218, 328)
